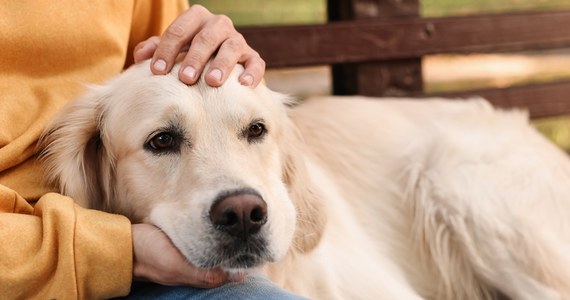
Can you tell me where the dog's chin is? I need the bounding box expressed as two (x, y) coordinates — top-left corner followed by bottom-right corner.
(192, 235), (276, 271)
(217, 254), (268, 272)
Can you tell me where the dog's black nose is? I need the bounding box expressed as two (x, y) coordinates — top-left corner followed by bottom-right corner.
(209, 191), (268, 239)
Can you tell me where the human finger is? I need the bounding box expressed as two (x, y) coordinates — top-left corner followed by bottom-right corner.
(200, 34), (246, 87)
(177, 14), (234, 85)
(237, 49), (266, 87)
(150, 5), (211, 75)
(133, 36), (160, 64)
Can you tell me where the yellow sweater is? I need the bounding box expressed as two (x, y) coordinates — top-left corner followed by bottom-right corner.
(0, 1), (188, 298)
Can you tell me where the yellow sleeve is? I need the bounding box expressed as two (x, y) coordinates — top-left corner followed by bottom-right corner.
(0, 1), (188, 298)
(124, 0), (190, 67)
(0, 186), (133, 299)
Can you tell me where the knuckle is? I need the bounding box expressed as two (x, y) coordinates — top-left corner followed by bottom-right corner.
(188, 4), (209, 17)
(164, 23), (186, 39)
(156, 43), (178, 56)
(194, 31), (217, 49)
(214, 14), (234, 28)
(223, 37), (244, 52)
(250, 48), (263, 60)
(245, 55), (266, 75)
(233, 33), (247, 46)
(245, 50), (265, 66)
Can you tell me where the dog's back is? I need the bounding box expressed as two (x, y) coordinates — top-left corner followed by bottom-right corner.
(280, 96), (570, 299)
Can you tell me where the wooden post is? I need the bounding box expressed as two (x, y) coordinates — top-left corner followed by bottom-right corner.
(328, 0), (423, 96)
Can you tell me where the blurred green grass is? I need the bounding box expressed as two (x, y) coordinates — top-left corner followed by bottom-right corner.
(421, 0), (570, 16)
(192, 0), (326, 26)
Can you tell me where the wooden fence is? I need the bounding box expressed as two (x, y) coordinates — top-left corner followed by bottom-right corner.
(238, 0), (570, 119)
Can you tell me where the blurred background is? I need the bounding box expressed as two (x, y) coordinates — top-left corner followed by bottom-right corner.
(194, 0), (570, 151)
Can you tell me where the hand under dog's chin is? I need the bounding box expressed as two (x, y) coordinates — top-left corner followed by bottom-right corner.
(192, 243), (277, 272)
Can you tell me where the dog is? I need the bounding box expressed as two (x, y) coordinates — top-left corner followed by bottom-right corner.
(39, 61), (570, 300)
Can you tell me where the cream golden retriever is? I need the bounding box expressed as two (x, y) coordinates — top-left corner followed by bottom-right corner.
(39, 61), (570, 300)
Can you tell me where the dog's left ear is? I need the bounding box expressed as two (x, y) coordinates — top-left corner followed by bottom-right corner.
(37, 86), (113, 210)
(280, 115), (327, 254)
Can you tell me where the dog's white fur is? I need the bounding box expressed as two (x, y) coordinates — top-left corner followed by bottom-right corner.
(39, 61), (570, 299)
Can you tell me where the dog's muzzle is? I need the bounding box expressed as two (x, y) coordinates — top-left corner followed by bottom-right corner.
(207, 188), (271, 269)
(210, 189), (268, 238)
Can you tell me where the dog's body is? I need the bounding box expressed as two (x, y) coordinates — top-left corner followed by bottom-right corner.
(39, 61), (570, 299)
(271, 97), (570, 299)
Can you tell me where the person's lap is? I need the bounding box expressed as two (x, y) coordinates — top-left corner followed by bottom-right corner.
(116, 274), (306, 300)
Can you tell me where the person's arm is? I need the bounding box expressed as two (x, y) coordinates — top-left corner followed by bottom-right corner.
(0, 185), (132, 299)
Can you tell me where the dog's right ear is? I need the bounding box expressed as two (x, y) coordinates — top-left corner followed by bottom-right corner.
(37, 87), (111, 209)
(280, 116), (328, 254)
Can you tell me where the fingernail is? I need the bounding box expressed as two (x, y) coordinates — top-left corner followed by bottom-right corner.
(153, 59), (167, 72)
(240, 74), (254, 87)
(209, 68), (223, 82)
(181, 66), (196, 80)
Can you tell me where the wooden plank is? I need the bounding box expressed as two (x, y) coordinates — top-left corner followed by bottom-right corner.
(427, 80), (570, 119)
(328, 0), (422, 97)
(240, 10), (570, 68)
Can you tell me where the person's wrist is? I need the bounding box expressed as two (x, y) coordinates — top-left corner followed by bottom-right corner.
(131, 224), (147, 280)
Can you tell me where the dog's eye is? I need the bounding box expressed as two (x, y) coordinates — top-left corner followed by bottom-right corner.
(247, 122), (266, 141)
(148, 132), (177, 152)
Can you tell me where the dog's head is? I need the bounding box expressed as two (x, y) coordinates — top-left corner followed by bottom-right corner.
(38, 61), (326, 272)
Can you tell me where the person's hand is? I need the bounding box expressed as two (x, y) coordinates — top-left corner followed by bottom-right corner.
(133, 4), (265, 88)
(131, 223), (244, 287)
